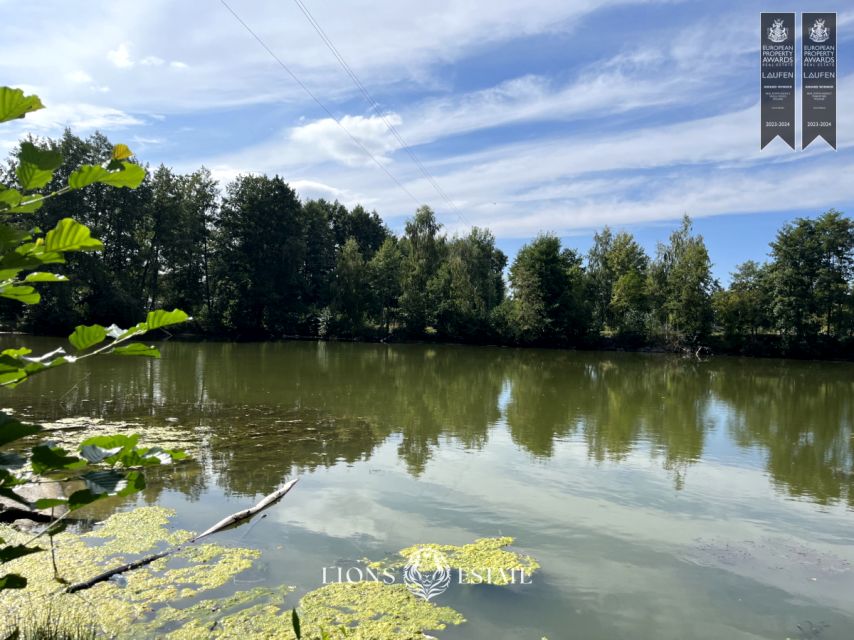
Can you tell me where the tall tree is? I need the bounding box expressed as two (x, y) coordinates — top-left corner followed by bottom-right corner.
(431, 227), (507, 339)
(159, 168), (218, 319)
(713, 260), (773, 338)
(331, 237), (371, 333)
(301, 199), (337, 313)
(586, 227), (614, 332)
(648, 216), (713, 343)
(210, 175), (305, 336)
(331, 203), (388, 257)
(399, 206), (445, 334)
(509, 234), (588, 344)
(368, 236), (403, 334)
(769, 210), (854, 338)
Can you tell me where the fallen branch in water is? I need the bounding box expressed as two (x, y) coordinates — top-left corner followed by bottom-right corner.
(65, 477), (299, 594)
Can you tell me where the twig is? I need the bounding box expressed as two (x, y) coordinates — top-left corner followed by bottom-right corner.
(64, 478), (298, 593)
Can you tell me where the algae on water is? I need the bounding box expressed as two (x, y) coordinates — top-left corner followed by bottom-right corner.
(369, 536), (540, 585)
(1, 506), (537, 639)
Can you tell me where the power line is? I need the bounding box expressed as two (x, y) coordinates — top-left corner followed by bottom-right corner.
(290, 0), (472, 230)
(218, 0), (422, 208)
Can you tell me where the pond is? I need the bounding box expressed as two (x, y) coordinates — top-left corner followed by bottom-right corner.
(2, 338), (854, 639)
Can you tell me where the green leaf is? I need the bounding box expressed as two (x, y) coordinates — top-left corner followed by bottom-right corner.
(0, 545), (42, 564)
(292, 609), (301, 639)
(0, 285), (39, 304)
(0, 371), (27, 387)
(0, 414), (41, 447)
(0, 187), (22, 211)
(0, 87), (44, 123)
(111, 343), (160, 358)
(16, 142), (62, 190)
(68, 324), (106, 351)
(145, 309), (190, 331)
(30, 444), (85, 475)
(32, 498), (68, 509)
(0, 574), (27, 590)
(67, 489), (103, 511)
(23, 272), (67, 283)
(80, 434), (140, 451)
(44, 218), (103, 253)
(68, 162), (145, 190)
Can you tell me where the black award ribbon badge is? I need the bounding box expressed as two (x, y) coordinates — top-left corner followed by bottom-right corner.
(761, 13), (796, 150)
(802, 12), (837, 149)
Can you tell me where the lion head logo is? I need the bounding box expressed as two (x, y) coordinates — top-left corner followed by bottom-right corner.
(403, 547), (451, 601)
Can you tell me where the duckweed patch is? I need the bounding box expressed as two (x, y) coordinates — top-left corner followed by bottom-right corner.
(299, 582), (465, 639)
(2, 509), (537, 638)
(371, 536), (540, 586)
(0, 506), (259, 637)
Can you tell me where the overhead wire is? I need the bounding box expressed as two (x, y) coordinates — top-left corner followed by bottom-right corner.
(290, 0), (472, 230)
(219, 0), (422, 208)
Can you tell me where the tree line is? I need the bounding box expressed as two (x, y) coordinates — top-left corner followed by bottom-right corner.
(3, 130), (853, 356)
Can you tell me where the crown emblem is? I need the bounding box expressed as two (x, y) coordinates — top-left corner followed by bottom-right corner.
(809, 18), (830, 43)
(767, 18), (788, 43)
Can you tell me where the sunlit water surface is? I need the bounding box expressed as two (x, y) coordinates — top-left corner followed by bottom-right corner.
(2, 338), (853, 639)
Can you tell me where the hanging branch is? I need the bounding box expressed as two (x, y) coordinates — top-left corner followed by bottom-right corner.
(65, 478), (298, 594)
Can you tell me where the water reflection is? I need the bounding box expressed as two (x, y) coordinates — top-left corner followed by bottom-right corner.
(2, 338), (852, 508)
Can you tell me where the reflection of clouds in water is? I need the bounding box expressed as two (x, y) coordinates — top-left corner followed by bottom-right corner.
(277, 486), (405, 541)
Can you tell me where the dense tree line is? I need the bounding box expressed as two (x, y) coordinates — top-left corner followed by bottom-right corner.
(2, 131), (853, 356)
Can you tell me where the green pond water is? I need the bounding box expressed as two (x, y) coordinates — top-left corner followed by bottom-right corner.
(2, 337), (854, 639)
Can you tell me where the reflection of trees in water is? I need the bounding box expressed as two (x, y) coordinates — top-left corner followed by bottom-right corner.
(503, 352), (711, 489)
(711, 360), (854, 507)
(3, 337), (852, 505)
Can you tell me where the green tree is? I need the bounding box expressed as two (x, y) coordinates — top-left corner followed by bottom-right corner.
(508, 234), (588, 344)
(301, 199), (337, 315)
(368, 236), (403, 334)
(158, 167), (218, 319)
(210, 175), (306, 336)
(330, 203), (388, 257)
(331, 237), (371, 333)
(399, 206), (445, 334)
(586, 227), (614, 332)
(768, 210), (854, 340)
(431, 227), (506, 339)
(648, 216), (713, 343)
(713, 260), (773, 338)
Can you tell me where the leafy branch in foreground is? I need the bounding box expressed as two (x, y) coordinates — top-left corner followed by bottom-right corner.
(0, 86), (188, 592)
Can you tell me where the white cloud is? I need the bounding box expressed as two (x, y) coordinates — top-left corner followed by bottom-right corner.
(66, 70), (92, 84)
(169, 60), (188, 69)
(290, 179), (348, 202)
(107, 42), (133, 68)
(290, 113), (401, 166)
(140, 55), (164, 66)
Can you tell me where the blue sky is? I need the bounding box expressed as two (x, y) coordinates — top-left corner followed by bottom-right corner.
(2, 0), (852, 282)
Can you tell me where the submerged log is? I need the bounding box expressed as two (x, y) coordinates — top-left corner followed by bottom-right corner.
(65, 477), (299, 594)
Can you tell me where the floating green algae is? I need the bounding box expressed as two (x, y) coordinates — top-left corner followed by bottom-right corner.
(370, 536), (540, 586)
(0, 506), (259, 638)
(299, 582), (465, 639)
(1, 509), (537, 638)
